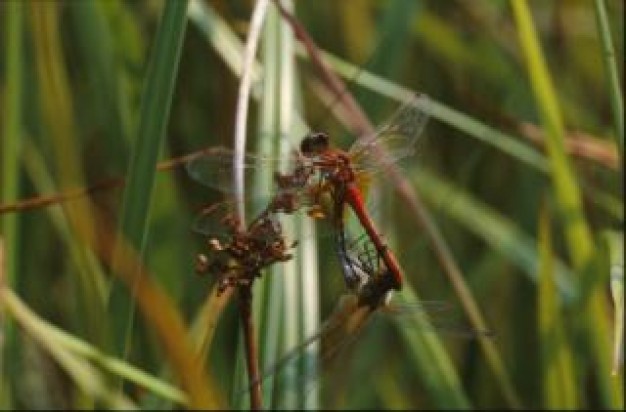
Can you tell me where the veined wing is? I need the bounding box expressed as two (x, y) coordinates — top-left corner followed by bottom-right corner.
(185, 146), (303, 193)
(191, 200), (249, 239)
(237, 294), (373, 402)
(349, 93), (431, 174)
(238, 292), (485, 403)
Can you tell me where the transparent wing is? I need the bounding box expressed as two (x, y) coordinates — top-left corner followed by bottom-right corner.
(185, 146), (298, 193)
(191, 200), (290, 243)
(236, 295), (370, 402)
(238, 291), (489, 402)
(190, 200), (242, 239)
(349, 93), (431, 173)
(386, 295), (494, 338)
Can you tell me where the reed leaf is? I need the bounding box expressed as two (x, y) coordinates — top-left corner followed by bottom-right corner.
(538, 201), (577, 409)
(594, 0), (624, 160)
(1, 2), (23, 408)
(110, 0), (189, 360)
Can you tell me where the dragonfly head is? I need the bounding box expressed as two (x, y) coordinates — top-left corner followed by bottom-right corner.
(300, 132), (330, 157)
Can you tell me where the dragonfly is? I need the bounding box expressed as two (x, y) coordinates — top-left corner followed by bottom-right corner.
(186, 93), (431, 292)
(0, 93), (430, 291)
(239, 228), (492, 400)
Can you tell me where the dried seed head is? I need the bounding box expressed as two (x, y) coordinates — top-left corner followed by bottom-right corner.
(208, 238), (223, 251)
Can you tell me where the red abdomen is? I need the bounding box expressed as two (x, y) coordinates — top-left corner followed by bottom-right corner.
(344, 184), (403, 290)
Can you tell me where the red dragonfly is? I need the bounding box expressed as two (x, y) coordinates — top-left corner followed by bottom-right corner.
(240, 228), (492, 398)
(186, 93), (431, 291)
(0, 93), (430, 292)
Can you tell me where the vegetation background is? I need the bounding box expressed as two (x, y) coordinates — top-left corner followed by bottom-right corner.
(0, 0), (623, 409)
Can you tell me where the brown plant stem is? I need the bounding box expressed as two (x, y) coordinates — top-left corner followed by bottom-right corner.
(0, 147), (220, 214)
(238, 284), (262, 410)
(519, 122), (619, 170)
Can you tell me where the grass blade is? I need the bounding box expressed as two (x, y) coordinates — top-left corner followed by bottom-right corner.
(0, 289), (135, 409)
(1, 2), (24, 407)
(414, 168), (575, 297)
(110, 0), (189, 360)
(394, 286), (471, 409)
(512, 2), (623, 407)
(511, 1), (593, 266)
(298, 46), (549, 174)
(253, 4), (286, 409)
(538, 201), (577, 409)
(594, 0), (624, 160)
(66, 0), (131, 166)
(29, 1), (109, 365)
(603, 231), (624, 376)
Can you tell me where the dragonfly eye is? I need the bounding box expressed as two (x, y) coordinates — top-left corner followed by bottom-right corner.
(300, 132), (329, 156)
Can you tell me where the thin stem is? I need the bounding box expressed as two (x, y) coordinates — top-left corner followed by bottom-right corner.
(232, 2), (270, 409)
(239, 285), (263, 410)
(0, 146), (221, 215)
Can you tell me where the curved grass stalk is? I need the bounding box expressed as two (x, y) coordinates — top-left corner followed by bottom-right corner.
(0, 289), (136, 409)
(0, 288), (186, 405)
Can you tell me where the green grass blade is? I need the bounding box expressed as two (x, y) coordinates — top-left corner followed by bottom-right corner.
(253, 5), (283, 408)
(395, 286), (471, 409)
(21, 140), (109, 323)
(1, 287), (186, 404)
(415, 169), (575, 297)
(110, 0), (189, 358)
(66, 0), (131, 168)
(511, 0), (593, 267)
(603, 231), (624, 376)
(594, 0), (624, 160)
(296, 45), (621, 222)
(298, 46), (549, 174)
(29, 1), (109, 361)
(0, 289), (136, 409)
(512, 2), (622, 408)
(538, 202), (577, 409)
(1, 2), (23, 407)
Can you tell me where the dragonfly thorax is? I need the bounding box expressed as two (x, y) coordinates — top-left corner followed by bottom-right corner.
(356, 271), (397, 310)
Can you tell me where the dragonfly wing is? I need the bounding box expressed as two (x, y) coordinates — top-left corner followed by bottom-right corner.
(185, 146), (287, 193)
(191, 200), (240, 238)
(237, 295), (372, 400)
(349, 93), (431, 172)
(385, 296), (494, 339)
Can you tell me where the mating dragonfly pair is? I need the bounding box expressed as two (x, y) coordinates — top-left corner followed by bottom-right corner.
(188, 93), (493, 398)
(188, 93), (431, 310)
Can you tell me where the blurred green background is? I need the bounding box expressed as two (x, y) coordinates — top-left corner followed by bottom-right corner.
(0, 0), (623, 409)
